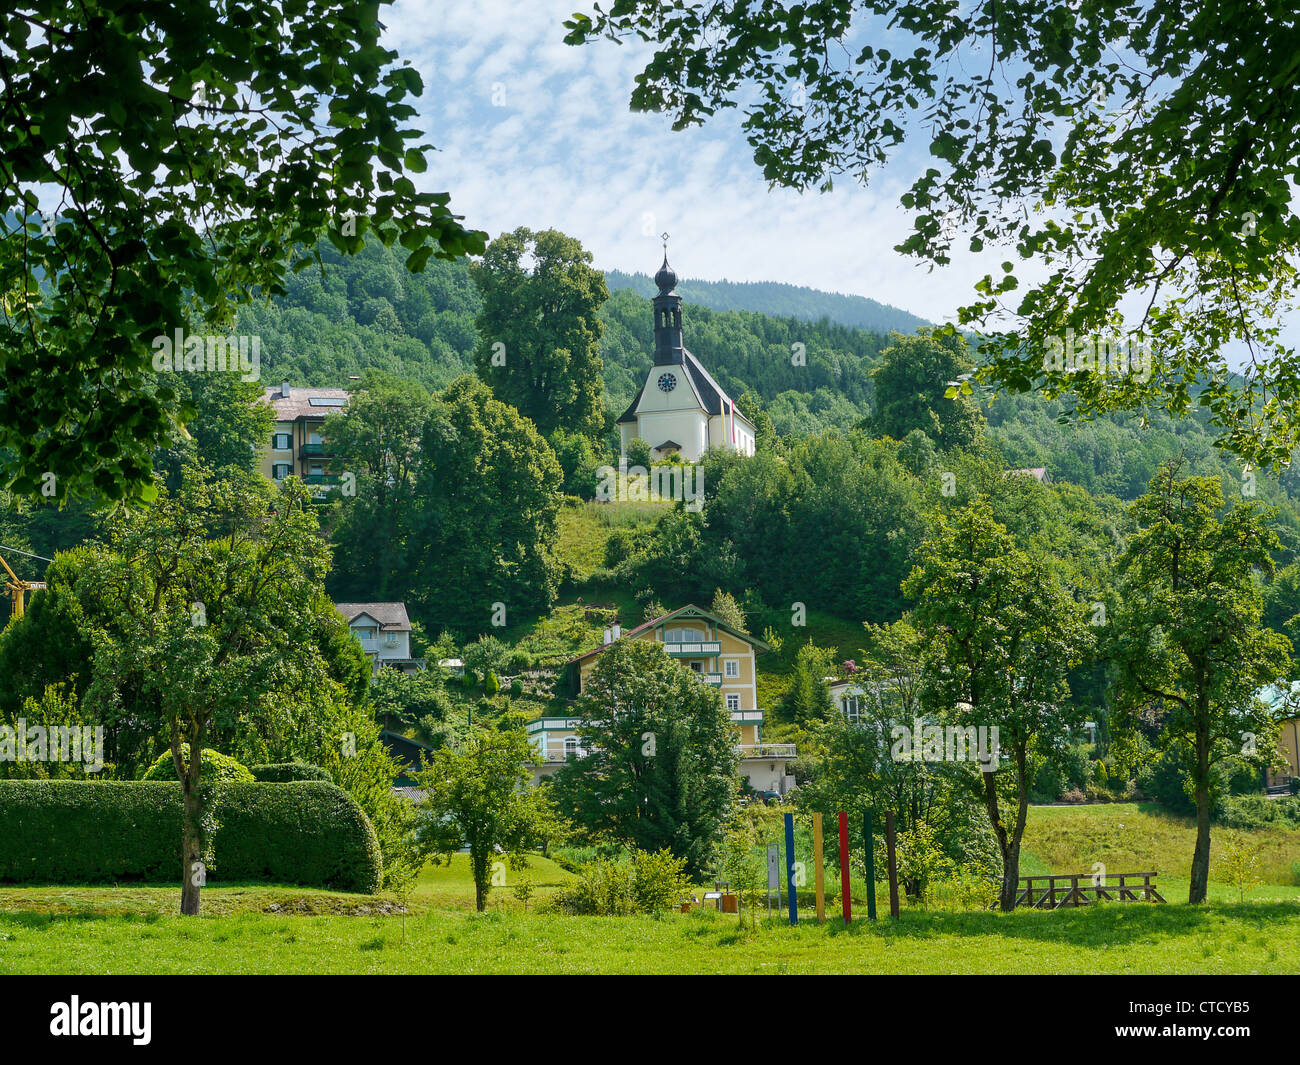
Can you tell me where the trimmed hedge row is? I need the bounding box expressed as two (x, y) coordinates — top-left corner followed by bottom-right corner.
(249, 762), (332, 783)
(0, 780), (382, 892)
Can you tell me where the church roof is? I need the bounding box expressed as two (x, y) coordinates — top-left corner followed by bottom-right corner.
(617, 347), (755, 427)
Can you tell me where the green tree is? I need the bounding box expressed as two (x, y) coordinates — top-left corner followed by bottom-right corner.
(1109, 461), (1290, 903)
(871, 331), (982, 450)
(0, 1), (482, 503)
(415, 727), (561, 912)
(776, 640), (835, 725)
(324, 370), (432, 600)
(551, 639), (738, 877)
(411, 376), (564, 635)
(904, 499), (1092, 911)
(77, 469), (347, 914)
(567, 0), (1300, 468)
(472, 227), (607, 438)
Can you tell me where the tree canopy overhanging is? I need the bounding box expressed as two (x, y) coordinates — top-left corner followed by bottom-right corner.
(0, 1), (485, 503)
(565, 0), (1300, 468)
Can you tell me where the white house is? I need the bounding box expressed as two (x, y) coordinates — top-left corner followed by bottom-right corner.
(616, 255), (756, 462)
(335, 602), (422, 675)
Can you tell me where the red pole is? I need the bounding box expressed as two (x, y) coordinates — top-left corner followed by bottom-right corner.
(838, 811), (852, 924)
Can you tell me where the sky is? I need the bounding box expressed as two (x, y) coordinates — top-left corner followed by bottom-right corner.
(384, 0), (1002, 325)
(383, 0), (1296, 363)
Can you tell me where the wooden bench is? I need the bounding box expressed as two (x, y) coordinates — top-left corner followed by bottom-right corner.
(995, 871), (1167, 909)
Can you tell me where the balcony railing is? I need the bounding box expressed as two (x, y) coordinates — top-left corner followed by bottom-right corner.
(735, 743), (797, 759)
(665, 641), (721, 657)
(300, 442), (330, 458)
(703, 672), (722, 685)
(303, 474), (339, 485)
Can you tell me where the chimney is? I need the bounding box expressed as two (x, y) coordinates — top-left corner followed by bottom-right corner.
(281, 381), (291, 398)
(602, 628), (612, 645)
(611, 624), (621, 641)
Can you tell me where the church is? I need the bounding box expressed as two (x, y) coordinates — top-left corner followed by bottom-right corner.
(617, 253), (757, 462)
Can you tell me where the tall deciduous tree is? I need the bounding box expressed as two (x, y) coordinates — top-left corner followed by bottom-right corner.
(1109, 461), (1290, 903)
(323, 369), (432, 600)
(472, 227), (607, 439)
(411, 376), (563, 636)
(567, 1), (1300, 468)
(871, 331), (983, 450)
(0, 1), (483, 503)
(78, 469), (348, 914)
(904, 499), (1091, 911)
(416, 727), (561, 912)
(551, 639), (737, 877)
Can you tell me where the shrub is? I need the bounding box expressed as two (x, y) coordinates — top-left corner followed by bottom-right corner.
(140, 745), (253, 785)
(0, 780), (381, 891)
(250, 762), (332, 783)
(1217, 793), (1300, 830)
(509, 679), (524, 698)
(552, 848), (687, 916)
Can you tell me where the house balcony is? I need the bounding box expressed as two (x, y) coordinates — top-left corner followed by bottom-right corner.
(300, 443), (331, 458)
(735, 743), (797, 760)
(303, 473), (340, 485)
(702, 672), (722, 685)
(666, 641), (720, 657)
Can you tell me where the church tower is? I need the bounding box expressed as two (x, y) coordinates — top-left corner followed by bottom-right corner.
(652, 256), (684, 366)
(616, 245), (756, 463)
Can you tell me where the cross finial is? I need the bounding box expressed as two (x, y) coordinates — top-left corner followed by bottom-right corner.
(660, 231), (669, 253)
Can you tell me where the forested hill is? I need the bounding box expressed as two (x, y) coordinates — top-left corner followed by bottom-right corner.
(603, 268), (931, 335)
(235, 238), (894, 431)
(235, 237), (1289, 504)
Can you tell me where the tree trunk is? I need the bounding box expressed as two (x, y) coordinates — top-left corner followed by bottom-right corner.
(180, 783), (203, 915)
(475, 879), (487, 912)
(1189, 699), (1212, 904)
(176, 741), (203, 916)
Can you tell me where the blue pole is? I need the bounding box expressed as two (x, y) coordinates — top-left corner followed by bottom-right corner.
(784, 811), (798, 926)
(864, 811), (877, 921)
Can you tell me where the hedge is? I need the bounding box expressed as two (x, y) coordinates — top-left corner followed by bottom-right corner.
(249, 762), (332, 783)
(0, 780), (382, 892)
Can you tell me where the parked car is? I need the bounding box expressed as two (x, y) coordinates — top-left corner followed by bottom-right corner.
(757, 791), (782, 806)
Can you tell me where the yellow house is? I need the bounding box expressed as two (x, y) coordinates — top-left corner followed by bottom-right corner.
(530, 604), (796, 796)
(257, 382), (350, 496)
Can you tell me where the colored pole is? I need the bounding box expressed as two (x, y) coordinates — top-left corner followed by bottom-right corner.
(864, 811), (877, 921)
(838, 811), (852, 925)
(885, 810), (900, 919)
(784, 811), (798, 926)
(813, 812), (825, 924)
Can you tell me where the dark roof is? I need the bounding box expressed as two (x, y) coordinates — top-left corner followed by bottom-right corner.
(335, 601), (411, 631)
(563, 603), (769, 667)
(617, 348), (754, 428)
(655, 440), (682, 451)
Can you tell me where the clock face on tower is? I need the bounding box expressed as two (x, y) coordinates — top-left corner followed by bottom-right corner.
(657, 372), (677, 393)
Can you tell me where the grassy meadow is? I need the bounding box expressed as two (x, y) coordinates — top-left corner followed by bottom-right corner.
(3, 804), (1299, 974)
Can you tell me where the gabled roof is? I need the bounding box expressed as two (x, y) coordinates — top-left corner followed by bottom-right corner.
(616, 347), (752, 428)
(563, 603), (769, 667)
(335, 602), (411, 631)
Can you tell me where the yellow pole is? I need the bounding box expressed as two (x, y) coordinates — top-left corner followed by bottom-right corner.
(813, 811), (825, 924)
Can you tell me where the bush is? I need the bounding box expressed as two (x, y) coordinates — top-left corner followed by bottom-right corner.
(140, 746), (253, 785)
(0, 780), (382, 891)
(552, 848), (688, 915)
(509, 679), (524, 698)
(1217, 793), (1300, 830)
(250, 762), (332, 783)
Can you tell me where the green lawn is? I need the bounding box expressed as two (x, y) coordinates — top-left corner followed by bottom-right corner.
(3, 838), (1299, 973)
(2, 894), (1297, 974)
